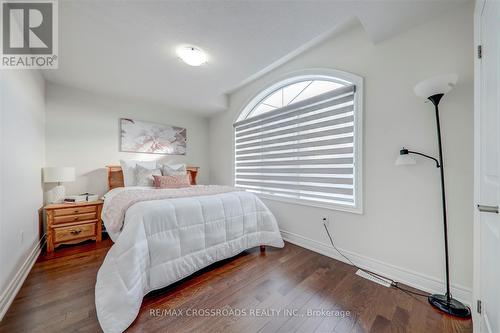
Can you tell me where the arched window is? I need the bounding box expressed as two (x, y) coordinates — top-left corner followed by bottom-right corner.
(233, 70), (363, 213)
(248, 80), (346, 118)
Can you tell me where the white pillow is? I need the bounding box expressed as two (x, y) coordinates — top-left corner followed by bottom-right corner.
(119, 160), (157, 186)
(135, 165), (161, 187)
(161, 163), (187, 176)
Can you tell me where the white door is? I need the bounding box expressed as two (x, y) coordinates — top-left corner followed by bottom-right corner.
(474, 1), (500, 332)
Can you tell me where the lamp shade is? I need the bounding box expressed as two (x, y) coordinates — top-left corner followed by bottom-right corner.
(43, 167), (75, 183)
(176, 46), (207, 66)
(395, 154), (417, 166)
(414, 74), (458, 99)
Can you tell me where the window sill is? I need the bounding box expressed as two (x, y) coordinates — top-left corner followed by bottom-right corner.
(254, 193), (363, 215)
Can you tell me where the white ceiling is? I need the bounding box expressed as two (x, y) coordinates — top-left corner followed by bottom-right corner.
(44, 0), (467, 116)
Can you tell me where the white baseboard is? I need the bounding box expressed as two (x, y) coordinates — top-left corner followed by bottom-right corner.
(0, 236), (45, 321)
(280, 230), (472, 305)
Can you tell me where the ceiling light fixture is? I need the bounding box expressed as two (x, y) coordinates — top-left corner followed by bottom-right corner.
(176, 46), (207, 66)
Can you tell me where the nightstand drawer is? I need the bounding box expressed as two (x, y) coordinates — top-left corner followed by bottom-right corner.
(53, 212), (96, 224)
(54, 205), (97, 217)
(54, 223), (96, 243)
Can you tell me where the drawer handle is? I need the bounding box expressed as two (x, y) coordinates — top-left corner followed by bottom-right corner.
(70, 229), (82, 235)
(73, 216), (79, 221)
(74, 210), (79, 213)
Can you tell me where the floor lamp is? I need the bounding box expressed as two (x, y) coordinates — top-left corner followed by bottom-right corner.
(395, 74), (471, 318)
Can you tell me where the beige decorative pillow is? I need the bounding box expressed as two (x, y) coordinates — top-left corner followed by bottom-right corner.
(161, 163), (187, 176)
(153, 174), (191, 188)
(120, 159), (157, 186)
(135, 165), (161, 187)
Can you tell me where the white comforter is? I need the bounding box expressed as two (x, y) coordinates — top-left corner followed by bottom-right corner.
(96, 187), (284, 333)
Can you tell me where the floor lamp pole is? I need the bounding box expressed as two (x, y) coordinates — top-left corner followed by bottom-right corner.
(426, 93), (470, 318)
(429, 93), (451, 301)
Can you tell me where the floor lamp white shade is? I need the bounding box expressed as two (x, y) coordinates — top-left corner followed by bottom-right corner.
(43, 167), (75, 203)
(414, 74), (458, 99)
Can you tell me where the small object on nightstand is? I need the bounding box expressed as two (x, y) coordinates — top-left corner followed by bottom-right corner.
(64, 193), (99, 202)
(44, 200), (103, 253)
(64, 195), (87, 203)
(80, 193), (99, 202)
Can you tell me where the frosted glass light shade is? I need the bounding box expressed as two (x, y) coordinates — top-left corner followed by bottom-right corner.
(414, 74), (458, 99)
(176, 46), (207, 66)
(395, 154), (417, 166)
(43, 167), (75, 183)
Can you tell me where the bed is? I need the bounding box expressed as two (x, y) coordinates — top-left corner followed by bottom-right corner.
(95, 165), (284, 333)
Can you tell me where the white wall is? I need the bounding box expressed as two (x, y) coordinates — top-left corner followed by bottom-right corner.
(45, 83), (210, 198)
(0, 70), (45, 295)
(209, 3), (474, 296)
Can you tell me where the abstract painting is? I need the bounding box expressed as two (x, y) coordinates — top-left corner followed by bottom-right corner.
(120, 118), (187, 155)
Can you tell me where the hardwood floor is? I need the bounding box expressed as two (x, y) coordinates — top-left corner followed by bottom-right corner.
(0, 239), (472, 333)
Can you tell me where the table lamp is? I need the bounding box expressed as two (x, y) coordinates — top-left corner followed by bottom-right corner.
(43, 167), (75, 203)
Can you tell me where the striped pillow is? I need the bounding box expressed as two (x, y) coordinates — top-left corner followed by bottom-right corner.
(153, 174), (191, 189)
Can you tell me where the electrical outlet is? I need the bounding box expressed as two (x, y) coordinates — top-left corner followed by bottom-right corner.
(322, 217), (330, 228)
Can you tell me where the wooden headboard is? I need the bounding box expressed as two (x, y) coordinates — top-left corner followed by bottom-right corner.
(106, 165), (199, 190)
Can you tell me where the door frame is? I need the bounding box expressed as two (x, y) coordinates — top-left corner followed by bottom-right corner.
(473, 0), (486, 331)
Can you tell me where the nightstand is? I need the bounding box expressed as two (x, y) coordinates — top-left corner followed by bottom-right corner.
(44, 200), (103, 252)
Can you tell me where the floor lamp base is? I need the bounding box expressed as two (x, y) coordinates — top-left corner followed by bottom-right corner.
(428, 294), (471, 318)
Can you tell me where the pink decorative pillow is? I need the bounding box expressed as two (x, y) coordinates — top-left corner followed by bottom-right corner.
(153, 174), (191, 189)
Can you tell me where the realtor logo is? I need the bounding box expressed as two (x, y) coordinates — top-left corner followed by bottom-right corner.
(1, 0), (58, 69)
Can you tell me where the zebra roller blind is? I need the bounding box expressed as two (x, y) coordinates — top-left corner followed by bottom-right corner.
(234, 84), (357, 207)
